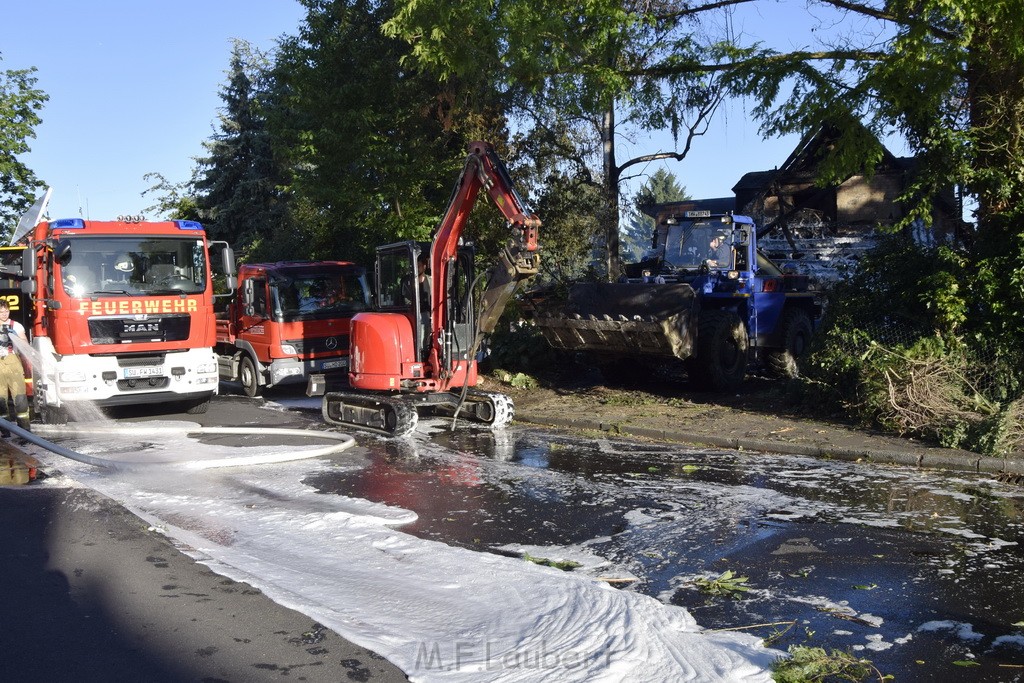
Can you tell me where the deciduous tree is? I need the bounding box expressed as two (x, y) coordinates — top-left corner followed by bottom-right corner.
(699, 0), (1024, 343)
(0, 60), (47, 236)
(384, 0), (728, 279)
(267, 0), (505, 263)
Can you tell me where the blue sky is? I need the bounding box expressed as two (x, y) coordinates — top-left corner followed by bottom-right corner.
(1, 0), (306, 222)
(2, 1), (901, 228)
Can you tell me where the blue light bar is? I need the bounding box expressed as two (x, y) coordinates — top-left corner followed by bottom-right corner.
(173, 220), (204, 231)
(51, 218), (86, 229)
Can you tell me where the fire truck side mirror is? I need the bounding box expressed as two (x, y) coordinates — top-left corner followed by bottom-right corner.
(241, 278), (255, 317)
(220, 245), (237, 291)
(20, 246), (36, 295)
(55, 239), (72, 266)
(209, 241), (238, 296)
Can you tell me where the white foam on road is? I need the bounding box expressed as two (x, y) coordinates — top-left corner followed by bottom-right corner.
(25, 422), (781, 682)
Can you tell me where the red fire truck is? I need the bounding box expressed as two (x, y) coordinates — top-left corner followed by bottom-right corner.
(215, 260), (370, 397)
(20, 217), (236, 422)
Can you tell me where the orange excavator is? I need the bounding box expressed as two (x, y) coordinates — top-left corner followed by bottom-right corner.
(308, 141), (541, 436)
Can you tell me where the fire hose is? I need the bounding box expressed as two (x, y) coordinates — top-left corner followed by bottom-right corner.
(0, 417), (356, 470)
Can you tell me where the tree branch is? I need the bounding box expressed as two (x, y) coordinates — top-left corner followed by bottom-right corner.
(815, 0), (959, 41)
(653, 0), (757, 21)
(626, 49), (889, 78)
(617, 92), (722, 175)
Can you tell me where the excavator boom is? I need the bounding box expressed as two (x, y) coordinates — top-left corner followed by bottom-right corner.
(429, 141), (540, 344)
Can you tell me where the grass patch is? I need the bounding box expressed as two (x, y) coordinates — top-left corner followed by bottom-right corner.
(523, 552), (582, 571)
(772, 645), (891, 682)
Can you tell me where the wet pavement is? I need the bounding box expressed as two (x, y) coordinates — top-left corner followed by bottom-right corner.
(308, 421), (1024, 682)
(10, 390), (1024, 681)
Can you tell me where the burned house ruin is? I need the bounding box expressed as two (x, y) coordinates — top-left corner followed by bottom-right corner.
(645, 126), (965, 282)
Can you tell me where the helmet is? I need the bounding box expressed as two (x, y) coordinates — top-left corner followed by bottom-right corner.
(113, 253), (135, 273)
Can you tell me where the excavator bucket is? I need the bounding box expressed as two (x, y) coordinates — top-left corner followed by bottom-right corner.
(533, 282), (698, 360)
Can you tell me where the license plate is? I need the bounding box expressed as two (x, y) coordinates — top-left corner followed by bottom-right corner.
(124, 366), (163, 378)
(321, 359), (347, 370)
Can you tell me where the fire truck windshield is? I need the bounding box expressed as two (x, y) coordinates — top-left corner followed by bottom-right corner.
(271, 269), (370, 322)
(59, 236), (207, 298)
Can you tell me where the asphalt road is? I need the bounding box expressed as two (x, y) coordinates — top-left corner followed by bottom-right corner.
(0, 391), (408, 683)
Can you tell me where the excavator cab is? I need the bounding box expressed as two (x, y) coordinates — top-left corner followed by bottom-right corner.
(374, 240), (475, 366)
(375, 242), (428, 361)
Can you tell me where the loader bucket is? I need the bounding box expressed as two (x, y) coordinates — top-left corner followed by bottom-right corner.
(533, 282), (698, 360)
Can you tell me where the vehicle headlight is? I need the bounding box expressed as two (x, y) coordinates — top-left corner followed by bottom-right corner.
(280, 344), (297, 355)
(196, 362), (217, 374)
(59, 371), (87, 383)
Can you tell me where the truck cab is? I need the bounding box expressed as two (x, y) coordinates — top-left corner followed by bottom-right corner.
(216, 261), (370, 397)
(22, 218), (235, 421)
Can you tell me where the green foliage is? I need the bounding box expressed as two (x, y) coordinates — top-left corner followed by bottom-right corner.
(530, 168), (604, 286)
(385, 0), (730, 278)
(717, 0), (1024, 235)
(821, 234), (970, 335)
(383, 0), (641, 108)
(266, 0), (493, 264)
(483, 306), (568, 379)
(510, 373), (537, 389)
(0, 61), (48, 236)
(141, 172), (202, 222)
(191, 41), (292, 261)
(800, 233), (1024, 453)
(972, 226), (1024, 347)
(772, 645), (887, 683)
(623, 169), (689, 261)
(693, 570), (750, 599)
(522, 552), (582, 571)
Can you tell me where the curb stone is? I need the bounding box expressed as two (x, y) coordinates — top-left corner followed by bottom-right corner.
(514, 410), (1014, 476)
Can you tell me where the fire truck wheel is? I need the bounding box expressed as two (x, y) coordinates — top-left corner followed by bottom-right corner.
(239, 355), (262, 398)
(42, 406), (68, 425)
(185, 397), (211, 414)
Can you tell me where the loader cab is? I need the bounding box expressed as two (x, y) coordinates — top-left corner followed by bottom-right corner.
(661, 220), (736, 271)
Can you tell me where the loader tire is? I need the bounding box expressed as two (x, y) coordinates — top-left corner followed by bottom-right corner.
(687, 310), (748, 392)
(767, 308), (813, 379)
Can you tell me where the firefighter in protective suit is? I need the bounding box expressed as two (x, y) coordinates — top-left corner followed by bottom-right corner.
(0, 300), (30, 435)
